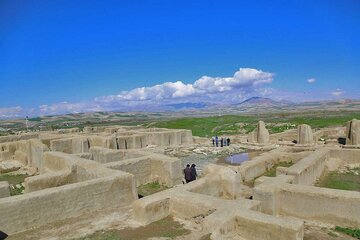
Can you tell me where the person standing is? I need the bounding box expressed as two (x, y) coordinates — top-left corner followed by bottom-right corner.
(184, 164), (192, 183)
(227, 137), (230, 146)
(220, 137), (224, 147)
(215, 135), (219, 147)
(190, 164), (197, 181)
(212, 136), (215, 146)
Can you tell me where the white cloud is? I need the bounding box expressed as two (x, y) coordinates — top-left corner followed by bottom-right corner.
(38, 102), (104, 116)
(331, 89), (345, 97)
(0, 68), (276, 118)
(307, 78), (316, 84)
(0, 106), (23, 119)
(116, 81), (196, 101)
(97, 68), (274, 105)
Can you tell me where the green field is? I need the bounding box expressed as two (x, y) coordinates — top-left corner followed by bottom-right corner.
(151, 112), (360, 137)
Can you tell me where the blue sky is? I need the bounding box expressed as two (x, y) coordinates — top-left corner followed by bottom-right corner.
(0, 0), (359, 117)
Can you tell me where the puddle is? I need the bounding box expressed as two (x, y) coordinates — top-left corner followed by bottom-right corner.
(218, 151), (265, 165)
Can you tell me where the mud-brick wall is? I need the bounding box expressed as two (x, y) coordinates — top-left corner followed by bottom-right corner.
(277, 184), (360, 228)
(106, 157), (152, 186)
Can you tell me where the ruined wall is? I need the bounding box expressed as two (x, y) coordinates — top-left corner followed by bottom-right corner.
(115, 135), (147, 149)
(0, 139), (48, 170)
(277, 184), (360, 228)
(0, 152), (137, 234)
(149, 153), (182, 187)
(237, 149), (310, 182)
(104, 152), (182, 187)
(50, 137), (90, 154)
(313, 127), (345, 141)
(346, 119), (360, 145)
(297, 124), (314, 145)
(211, 210), (304, 240)
(24, 170), (75, 192)
(330, 148), (360, 166)
(0, 133), (39, 144)
(284, 148), (329, 185)
(105, 156), (152, 186)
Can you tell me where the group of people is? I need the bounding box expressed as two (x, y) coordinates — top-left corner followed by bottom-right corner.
(212, 135), (230, 147)
(183, 163), (197, 183)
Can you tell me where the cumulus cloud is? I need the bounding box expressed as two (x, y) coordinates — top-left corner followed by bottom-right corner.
(0, 68), (276, 118)
(331, 89), (345, 97)
(117, 81), (196, 101)
(97, 68), (274, 105)
(307, 78), (316, 84)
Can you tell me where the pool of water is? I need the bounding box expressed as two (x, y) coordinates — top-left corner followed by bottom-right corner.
(224, 153), (249, 165)
(218, 151), (265, 165)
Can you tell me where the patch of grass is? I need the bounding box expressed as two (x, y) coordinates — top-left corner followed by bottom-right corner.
(137, 181), (168, 197)
(316, 169), (360, 191)
(335, 226), (360, 239)
(9, 183), (25, 196)
(263, 161), (294, 177)
(0, 174), (28, 185)
(268, 125), (296, 134)
(0, 174), (27, 196)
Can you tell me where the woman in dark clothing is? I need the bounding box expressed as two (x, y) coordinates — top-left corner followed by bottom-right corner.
(184, 164), (192, 183)
(190, 164), (197, 181)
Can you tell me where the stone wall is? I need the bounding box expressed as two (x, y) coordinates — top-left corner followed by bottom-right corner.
(105, 152), (182, 187)
(0, 133), (39, 144)
(283, 148), (329, 185)
(90, 147), (144, 163)
(277, 184), (360, 227)
(50, 137), (90, 154)
(0, 152), (137, 234)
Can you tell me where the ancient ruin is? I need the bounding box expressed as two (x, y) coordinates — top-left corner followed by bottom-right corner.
(247, 120), (270, 144)
(0, 120), (360, 239)
(346, 119), (360, 145)
(297, 124), (314, 145)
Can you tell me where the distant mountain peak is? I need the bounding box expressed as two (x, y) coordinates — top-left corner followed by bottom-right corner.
(239, 96), (273, 104)
(235, 96), (293, 107)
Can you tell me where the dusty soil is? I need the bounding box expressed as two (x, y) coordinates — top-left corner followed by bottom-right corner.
(8, 208), (206, 240)
(77, 216), (190, 240)
(8, 206), (137, 240)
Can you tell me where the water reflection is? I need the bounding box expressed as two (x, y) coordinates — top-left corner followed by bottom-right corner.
(218, 151), (264, 165)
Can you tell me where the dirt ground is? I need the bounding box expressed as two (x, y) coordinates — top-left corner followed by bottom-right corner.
(7, 203), (359, 240)
(304, 222), (356, 240)
(7, 208), (209, 240)
(8, 207), (137, 240)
